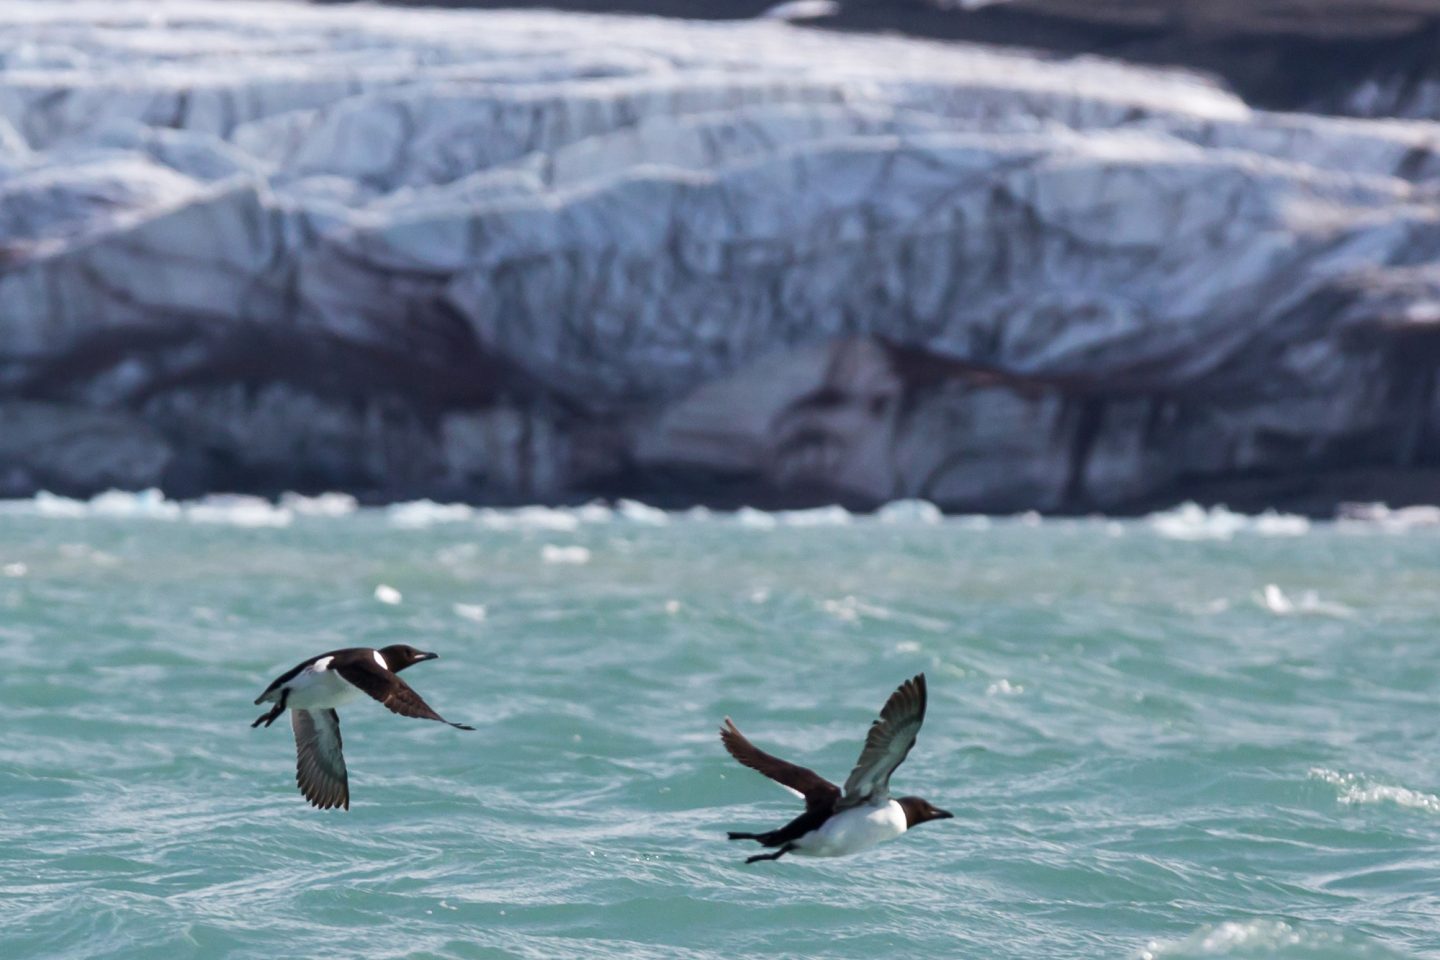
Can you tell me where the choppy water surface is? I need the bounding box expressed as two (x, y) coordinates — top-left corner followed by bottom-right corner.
(2, 495), (1438, 960)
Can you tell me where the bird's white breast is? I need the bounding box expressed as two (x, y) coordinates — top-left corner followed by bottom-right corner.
(284, 657), (362, 710)
(793, 800), (908, 857)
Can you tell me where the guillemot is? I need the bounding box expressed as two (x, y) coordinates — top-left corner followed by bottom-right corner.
(722, 673), (951, 863)
(252, 645), (473, 810)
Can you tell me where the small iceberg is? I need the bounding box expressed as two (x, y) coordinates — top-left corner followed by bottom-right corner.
(876, 499), (943, 525)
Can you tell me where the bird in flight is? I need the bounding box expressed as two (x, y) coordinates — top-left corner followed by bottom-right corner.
(721, 673), (951, 863)
(252, 645), (473, 810)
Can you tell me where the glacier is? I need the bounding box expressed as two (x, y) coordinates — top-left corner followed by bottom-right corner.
(1, 0), (1438, 510)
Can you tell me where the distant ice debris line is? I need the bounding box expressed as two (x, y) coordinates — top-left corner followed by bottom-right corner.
(4, 1), (1440, 513)
(1, 489), (1438, 535)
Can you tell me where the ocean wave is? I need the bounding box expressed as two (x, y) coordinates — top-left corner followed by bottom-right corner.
(1309, 768), (1440, 814)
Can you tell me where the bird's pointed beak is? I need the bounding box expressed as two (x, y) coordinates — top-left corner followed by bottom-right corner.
(419, 651), (439, 661)
(934, 808), (954, 821)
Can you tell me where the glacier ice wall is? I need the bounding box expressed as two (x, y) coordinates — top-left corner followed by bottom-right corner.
(2, 0), (1438, 509)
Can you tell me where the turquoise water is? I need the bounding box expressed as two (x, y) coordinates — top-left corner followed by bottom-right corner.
(2, 496), (1438, 959)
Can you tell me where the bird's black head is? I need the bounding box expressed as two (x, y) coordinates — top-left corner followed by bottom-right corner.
(378, 644), (439, 673)
(898, 796), (954, 828)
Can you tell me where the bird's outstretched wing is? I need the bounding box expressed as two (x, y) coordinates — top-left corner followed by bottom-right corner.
(334, 659), (474, 730)
(838, 674), (927, 808)
(721, 718), (840, 811)
(292, 708), (349, 810)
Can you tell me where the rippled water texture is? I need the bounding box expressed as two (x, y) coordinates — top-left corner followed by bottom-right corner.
(2, 496), (1438, 959)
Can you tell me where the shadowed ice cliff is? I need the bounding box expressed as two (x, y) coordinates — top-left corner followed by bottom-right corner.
(2, 0), (1438, 512)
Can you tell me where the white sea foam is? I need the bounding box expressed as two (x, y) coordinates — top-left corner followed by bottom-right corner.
(541, 544), (591, 565)
(1309, 768), (1440, 814)
(184, 495), (292, 528)
(1256, 584), (1354, 618)
(819, 595), (948, 631)
(374, 584), (403, 605)
(2, 562), (27, 577)
(1140, 919), (1363, 959)
(453, 603), (487, 623)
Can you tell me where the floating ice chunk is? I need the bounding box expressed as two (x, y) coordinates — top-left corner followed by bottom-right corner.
(1147, 502), (1248, 541)
(453, 602), (487, 623)
(1252, 510), (1310, 536)
(1338, 502), (1440, 532)
(1309, 768), (1440, 814)
(757, 0), (839, 21)
(280, 492), (358, 516)
(573, 503), (615, 525)
(388, 500), (474, 528)
(32, 491), (87, 518)
(2, 562), (27, 577)
(876, 499), (943, 524)
(541, 544), (591, 564)
(374, 584), (403, 605)
(185, 495), (293, 527)
(664, 599), (681, 615)
(477, 506), (582, 531)
(735, 507), (778, 530)
(986, 679), (1023, 696)
(776, 505), (852, 526)
(616, 499), (669, 525)
(88, 488), (181, 519)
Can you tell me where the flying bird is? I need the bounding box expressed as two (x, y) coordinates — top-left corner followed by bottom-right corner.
(721, 673), (951, 863)
(252, 645), (473, 810)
